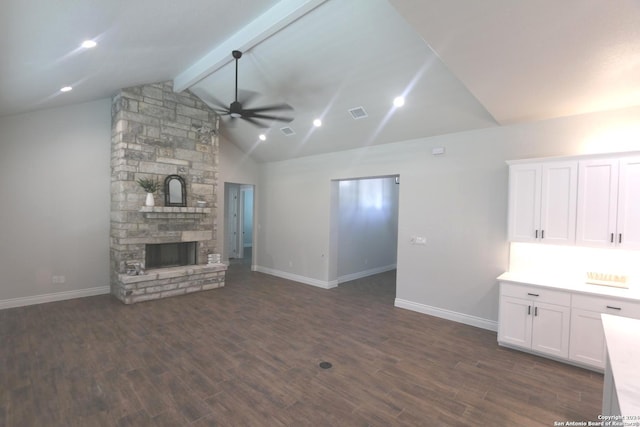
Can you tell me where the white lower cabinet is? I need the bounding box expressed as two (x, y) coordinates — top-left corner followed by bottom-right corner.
(569, 308), (606, 369)
(499, 280), (640, 371)
(498, 283), (570, 359)
(569, 294), (640, 370)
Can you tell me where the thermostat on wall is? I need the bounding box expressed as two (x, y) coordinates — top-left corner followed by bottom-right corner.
(431, 147), (445, 155)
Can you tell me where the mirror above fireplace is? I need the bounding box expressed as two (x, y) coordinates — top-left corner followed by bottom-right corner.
(164, 175), (187, 207)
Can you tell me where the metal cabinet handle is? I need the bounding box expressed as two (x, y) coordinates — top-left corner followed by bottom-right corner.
(619, 234), (622, 244)
(535, 230), (538, 239)
(611, 233), (614, 243)
(534, 307), (538, 316)
(606, 305), (622, 311)
(541, 230), (544, 239)
(528, 306), (531, 315)
(527, 293), (539, 297)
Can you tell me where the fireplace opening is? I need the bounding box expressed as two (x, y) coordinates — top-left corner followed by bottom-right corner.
(145, 242), (197, 269)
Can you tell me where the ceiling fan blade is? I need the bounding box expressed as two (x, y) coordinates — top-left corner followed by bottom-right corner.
(241, 116), (268, 128)
(247, 112), (294, 123)
(245, 103), (294, 114)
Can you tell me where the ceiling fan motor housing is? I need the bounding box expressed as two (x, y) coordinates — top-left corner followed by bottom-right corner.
(229, 101), (243, 118)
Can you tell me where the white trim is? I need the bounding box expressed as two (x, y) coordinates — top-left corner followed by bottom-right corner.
(394, 298), (498, 331)
(506, 150), (640, 165)
(338, 264), (397, 284)
(254, 266), (337, 289)
(0, 286), (110, 310)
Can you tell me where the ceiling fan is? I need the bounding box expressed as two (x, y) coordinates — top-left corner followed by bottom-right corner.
(211, 50), (294, 127)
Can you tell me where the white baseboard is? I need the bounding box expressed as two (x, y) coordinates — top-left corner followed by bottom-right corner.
(0, 286), (110, 310)
(394, 298), (498, 332)
(254, 266), (338, 289)
(338, 264), (397, 284)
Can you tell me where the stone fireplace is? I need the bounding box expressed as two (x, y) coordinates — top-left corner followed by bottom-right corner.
(110, 81), (227, 304)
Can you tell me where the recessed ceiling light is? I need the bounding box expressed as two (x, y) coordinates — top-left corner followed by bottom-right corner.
(259, 134), (266, 141)
(393, 96), (405, 107)
(81, 40), (97, 49)
(60, 86), (73, 92)
(313, 119), (322, 127)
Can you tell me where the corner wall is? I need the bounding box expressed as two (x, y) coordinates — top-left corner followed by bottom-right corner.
(0, 99), (112, 307)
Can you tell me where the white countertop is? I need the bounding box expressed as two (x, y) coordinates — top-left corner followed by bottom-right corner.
(602, 314), (640, 416)
(497, 271), (640, 302)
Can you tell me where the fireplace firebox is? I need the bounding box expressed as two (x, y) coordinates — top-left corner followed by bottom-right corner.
(145, 242), (197, 269)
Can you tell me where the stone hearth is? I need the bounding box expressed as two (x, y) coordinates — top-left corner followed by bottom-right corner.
(110, 81), (226, 304)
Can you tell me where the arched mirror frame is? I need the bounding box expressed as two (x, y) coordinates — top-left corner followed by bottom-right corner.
(164, 175), (187, 207)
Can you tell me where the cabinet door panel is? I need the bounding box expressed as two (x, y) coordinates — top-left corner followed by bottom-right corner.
(540, 162), (577, 244)
(498, 296), (532, 348)
(531, 302), (570, 358)
(569, 308), (606, 369)
(576, 159), (618, 247)
(617, 157), (640, 249)
(508, 164), (541, 242)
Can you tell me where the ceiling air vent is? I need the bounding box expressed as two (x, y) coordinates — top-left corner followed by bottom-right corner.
(280, 126), (296, 136)
(348, 106), (368, 120)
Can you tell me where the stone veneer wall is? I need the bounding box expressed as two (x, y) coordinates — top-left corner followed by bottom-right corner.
(110, 81), (226, 304)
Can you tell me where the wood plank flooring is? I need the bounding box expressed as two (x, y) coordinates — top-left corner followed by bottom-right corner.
(0, 263), (604, 426)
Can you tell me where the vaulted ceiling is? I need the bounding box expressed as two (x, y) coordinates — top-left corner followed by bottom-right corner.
(2, 0), (639, 162)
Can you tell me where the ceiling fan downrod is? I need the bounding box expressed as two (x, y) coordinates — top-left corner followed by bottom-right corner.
(229, 50), (243, 118)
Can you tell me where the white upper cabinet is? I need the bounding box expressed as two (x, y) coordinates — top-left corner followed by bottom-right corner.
(508, 161), (577, 244)
(616, 157), (640, 249)
(508, 163), (541, 242)
(576, 156), (640, 249)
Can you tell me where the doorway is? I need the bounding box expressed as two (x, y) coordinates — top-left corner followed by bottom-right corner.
(224, 183), (254, 263)
(329, 175), (400, 294)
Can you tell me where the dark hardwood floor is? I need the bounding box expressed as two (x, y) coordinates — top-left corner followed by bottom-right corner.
(0, 261), (603, 426)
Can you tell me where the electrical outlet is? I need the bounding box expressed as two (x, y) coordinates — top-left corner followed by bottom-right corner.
(52, 275), (66, 284)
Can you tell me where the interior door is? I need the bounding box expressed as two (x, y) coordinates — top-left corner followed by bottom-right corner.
(227, 185), (239, 259)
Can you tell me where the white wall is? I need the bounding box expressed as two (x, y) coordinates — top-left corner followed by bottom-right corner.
(217, 135), (259, 263)
(255, 105), (640, 328)
(0, 99), (112, 307)
(337, 177), (399, 281)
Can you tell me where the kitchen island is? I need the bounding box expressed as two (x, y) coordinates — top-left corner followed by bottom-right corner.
(601, 314), (640, 419)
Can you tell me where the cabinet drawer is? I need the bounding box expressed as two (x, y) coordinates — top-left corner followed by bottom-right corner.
(572, 294), (640, 318)
(500, 282), (571, 306)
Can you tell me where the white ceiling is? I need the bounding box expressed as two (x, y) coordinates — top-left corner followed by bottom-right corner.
(2, 0), (639, 163)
